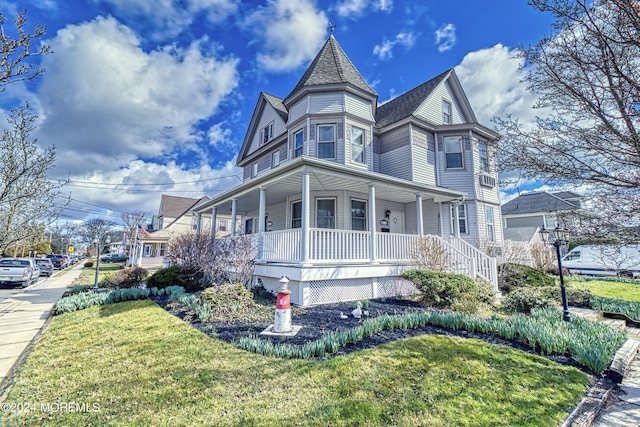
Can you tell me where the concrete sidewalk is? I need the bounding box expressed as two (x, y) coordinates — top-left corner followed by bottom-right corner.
(0, 265), (82, 389)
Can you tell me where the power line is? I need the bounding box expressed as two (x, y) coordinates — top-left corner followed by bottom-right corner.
(49, 174), (242, 187)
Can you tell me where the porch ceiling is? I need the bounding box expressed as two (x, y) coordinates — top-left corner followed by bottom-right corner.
(196, 157), (465, 215)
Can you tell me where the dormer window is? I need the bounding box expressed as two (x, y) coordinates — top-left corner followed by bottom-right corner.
(260, 123), (274, 145)
(443, 100), (452, 124)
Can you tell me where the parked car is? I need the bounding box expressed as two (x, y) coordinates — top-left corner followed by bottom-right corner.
(562, 245), (640, 278)
(100, 253), (129, 263)
(0, 258), (40, 288)
(46, 254), (68, 269)
(34, 258), (54, 277)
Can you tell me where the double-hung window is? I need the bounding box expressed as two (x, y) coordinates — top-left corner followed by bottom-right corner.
(316, 199), (336, 229)
(444, 136), (463, 169)
(351, 127), (365, 164)
(351, 200), (366, 231)
(450, 204), (467, 234)
(443, 100), (452, 124)
(291, 201), (302, 228)
(260, 123), (273, 145)
(272, 150), (280, 168)
(251, 162), (258, 178)
(218, 219), (227, 232)
(294, 130), (303, 158)
(485, 206), (495, 242)
(478, 142), (489, 172)
(317, 125), (335, 159)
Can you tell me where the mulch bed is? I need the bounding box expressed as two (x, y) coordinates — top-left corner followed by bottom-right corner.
(151, 295), (590, 371)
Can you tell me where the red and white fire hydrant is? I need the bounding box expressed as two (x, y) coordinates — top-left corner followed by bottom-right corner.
(273, 275), (292, 333)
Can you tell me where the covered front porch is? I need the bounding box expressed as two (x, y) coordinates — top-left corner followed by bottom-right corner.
(194, 157), (497, 305)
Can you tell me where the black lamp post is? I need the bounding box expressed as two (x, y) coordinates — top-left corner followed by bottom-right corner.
(539, 225), (571, 322)
(93, 235), (111, 290)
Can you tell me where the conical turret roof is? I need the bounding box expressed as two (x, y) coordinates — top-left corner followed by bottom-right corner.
(285, 35), (377, 103)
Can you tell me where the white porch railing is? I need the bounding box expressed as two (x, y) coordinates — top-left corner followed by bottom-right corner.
(256, 229), (498, 291)
(262, 229), (301, 262)
(311, 229), (370, 262)
(447, 236), (499, 292)
(376, 232), (421, 262)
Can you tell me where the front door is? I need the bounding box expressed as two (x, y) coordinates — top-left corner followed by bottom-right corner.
(388, 211), (405, 233)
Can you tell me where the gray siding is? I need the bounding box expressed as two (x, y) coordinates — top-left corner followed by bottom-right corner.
(288, 97), (308, 124)
(415, 80), (466, 125)
(345, 93), (374, 121)
(437, 134), (475, 196)
(410, 127), (436, 185)
(309, 93), (344, 114)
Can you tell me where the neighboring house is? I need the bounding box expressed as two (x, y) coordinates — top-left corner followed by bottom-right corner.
(501, 191), (583, 243)
(137, 195), (231, 266)
(193, 35), (502, 305)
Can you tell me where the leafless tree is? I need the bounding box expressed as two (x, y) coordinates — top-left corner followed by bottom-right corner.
(496, 0), (640, 236)
(412, 235), (454, 272)
(0, 11), (51, 89)
(121, 210), (147, 263)
(0, 105), (65, 254)
(78, 218), (118, 253)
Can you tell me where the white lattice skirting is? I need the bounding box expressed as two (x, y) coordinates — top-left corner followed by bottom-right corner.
(256, 275), (417, 306)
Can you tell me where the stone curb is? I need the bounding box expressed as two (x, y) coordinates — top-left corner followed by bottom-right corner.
(608, 338), (640, 384)
(561, 338), (640, 427)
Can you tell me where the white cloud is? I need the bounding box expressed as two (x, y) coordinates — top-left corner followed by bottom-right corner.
(455, 44), (539, 125)
(373, 32), (416, 60)
(63, 160), (243, 219)
(435, 23), (456, 52)
(244, 0), (328, 73)
(91, 0), (237, 39)
(36, 16), (239, 176)
(335, 0), (393, 17)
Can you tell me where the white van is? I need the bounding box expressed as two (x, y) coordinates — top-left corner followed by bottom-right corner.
(562, 245), (640, 278)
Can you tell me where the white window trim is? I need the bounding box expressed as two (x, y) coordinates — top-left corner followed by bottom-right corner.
(290, 200), (302, 229)
(218, 219), (227, 232)
(443, 100), (452, 124)
(351, 126), (366, 164)
(316, 197), (336, 229)
(251, 162), (258, 178)
(294, 130), (303, 158)
(486, 206), (495, 242)
(260, 122), (274, 146)
(450, 204), (467, 234)
(350, 198), (367, 231)
(317, 124), (336, 160)
(444, 136), (464, 170)
(478, 141), (489, 172)
(272, 150), (280, 168)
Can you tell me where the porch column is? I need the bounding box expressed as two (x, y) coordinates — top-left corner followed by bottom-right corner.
(196, 212), (202, 235)
(300, 171), (310, 265)
(230, 199), (238, 236)
(257, 187), (266, 261)
(368, 183), (378, 263)
(438, 202), (444, 237)
(415, 194), (424, 236)
(210, 206), (217, 240)
(453, 201), (461, 238)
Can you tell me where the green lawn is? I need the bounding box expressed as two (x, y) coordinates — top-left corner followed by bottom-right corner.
(567, 277), (640, 302)
(2, 300), (590, 426)
(73, 261), (124, 287)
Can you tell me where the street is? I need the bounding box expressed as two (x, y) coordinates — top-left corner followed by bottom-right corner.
(0, 275), (52, 304)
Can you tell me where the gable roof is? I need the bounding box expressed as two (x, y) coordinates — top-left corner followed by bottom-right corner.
(159, 195), (209, 219)
(285, 35), (377, 103)
(501, 191), (582, 216)
(375, 69), (451, 128)
(263, 92), (288, 122)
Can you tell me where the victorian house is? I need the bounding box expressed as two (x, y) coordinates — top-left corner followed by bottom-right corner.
(194, 36), (502, 306)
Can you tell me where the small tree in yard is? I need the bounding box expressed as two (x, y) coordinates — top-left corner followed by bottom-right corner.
(164, 232), (257, 288)
(412, 236), (453, 272)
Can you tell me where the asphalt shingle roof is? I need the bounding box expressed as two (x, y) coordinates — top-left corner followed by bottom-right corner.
(375, 69), (451, 128)
(159, 195), (208, 218)
(262, 92), (288, 122)
(501, 191), (581, 216)
(286, 35), (377, 100)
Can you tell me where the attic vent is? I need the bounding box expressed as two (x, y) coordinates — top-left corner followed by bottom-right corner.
(479, 173), (496, 188)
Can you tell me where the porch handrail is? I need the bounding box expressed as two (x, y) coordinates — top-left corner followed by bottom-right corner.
(447, 236), (499, 292)
(262, 229), (301, 263)
(310, 228), (370, 262)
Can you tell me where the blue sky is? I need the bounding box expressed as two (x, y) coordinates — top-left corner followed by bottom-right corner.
(4, 0), (555, 224)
